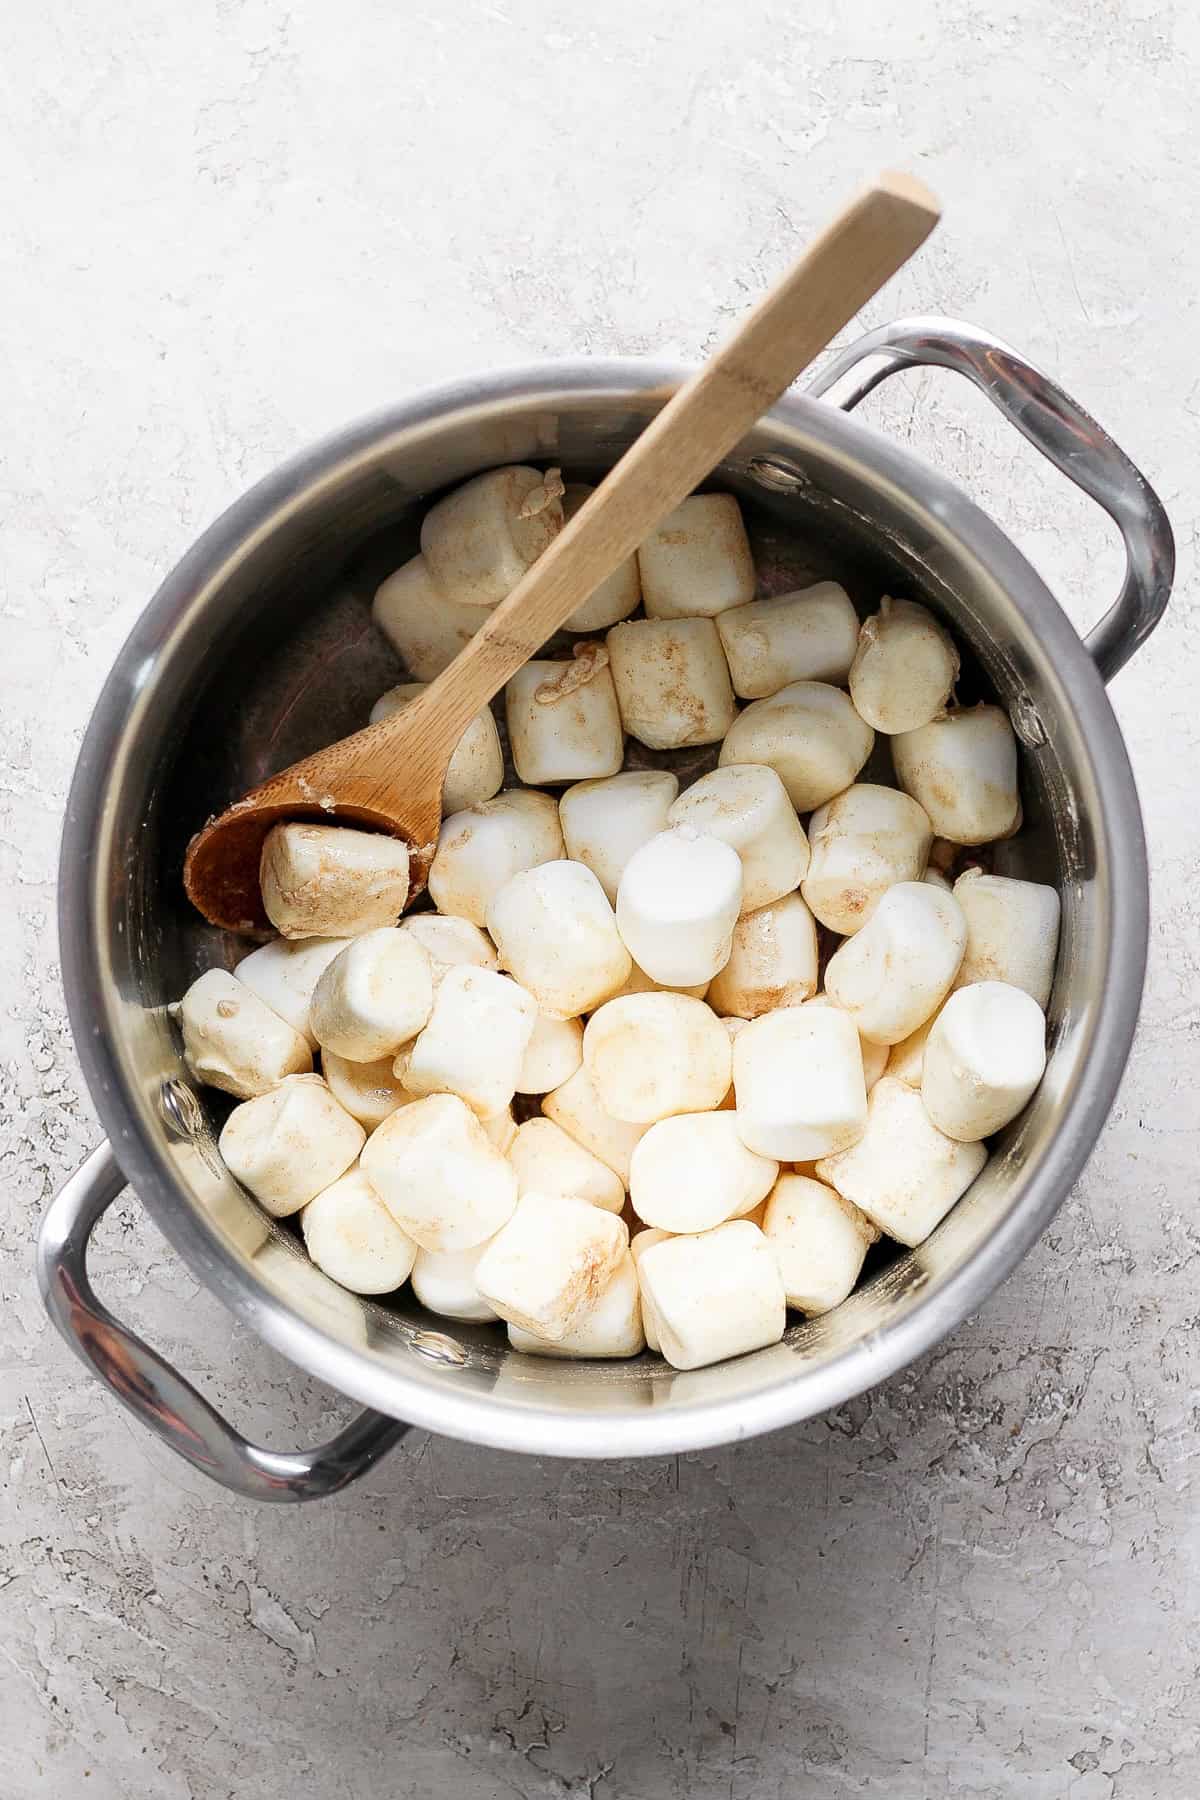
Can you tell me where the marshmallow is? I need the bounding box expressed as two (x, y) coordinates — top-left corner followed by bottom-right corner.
(560, 483), (642, 629)
(815, 1075), (987, 1245)
(583, 993), (732, 1124)
(616, 827), (743, 987)
(733, 1005), (868, 1162)
(923, 867), (952, 892)
(480, 1108), (518, 1154)
(541, 1064), (649, 1186)
(300, 1166), (417, 1295)
(892, 705), (1021, 845)
(802, 783), (933, 935)
(399, 913), (499, 987)
(638, 493), (755, 619)
(234, 936), (348, 1048)
(506, 647), (625, 785)
(848, 596), (960, 733)
(487, 860), (631, 1019)
(370, 682), (503, 814)
(716, 1015), (750, 1108)
(321, 1050), (413, 1130)
(219, 1075), (365, 1217)
(707, 893), (819, 1019)
(508, 1252), (644, 1358)
(428, 789), (565, 927)
(667, 764), (810, 913)
(475, 1192), (628, 1340)
(559, 769), (679, 905)
(411, 1240), (500, 1322)
(372, 554), (481, 682)
(637, 1221), (785, 1370)
(361, 1092), (518, 1249)
(761, 1173), (879, 1314)
(885, 1012), (938, 1087)
(952, 870), (1061, 1008)
(630, 1226), (670, 1352)
(803, 993), (888, 1091)
(420, 464), (564, 608)
(261, 824), (410, 940)
(403, 965), (537, 1118)
(825, 882), (967, 1046)
(921, 980), (1047, 1142)
(310, 928), (434, 1061)
(718, 681), (874, 811)
(630, 1111), (778, 1233)
(608, 963), (710, 1002)
(508, 1117), (626, 1213)
(606, 617), (737, 750)
(516, 1013), (584, 1095)
(178, 968), (311, 1099)
(716, 581), (860, 697)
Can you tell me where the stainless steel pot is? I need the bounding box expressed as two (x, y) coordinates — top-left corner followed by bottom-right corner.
(38, 318), (1173, 1501)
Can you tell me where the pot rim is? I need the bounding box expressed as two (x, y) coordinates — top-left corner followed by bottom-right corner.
(58, 357), (1148, 1457)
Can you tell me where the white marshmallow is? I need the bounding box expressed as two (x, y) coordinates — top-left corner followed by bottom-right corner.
(300, 1166), (417, 1295)
(716, 581), (860, 697)
(848, 596), (960, 733)
(952, 870), (1061, 1008)
(403, 965), (537, 1118)
(630, 1227), (670, 1352)
(411, 1240), (500, 1323)
(583, 993), (732, 1124)
(921, 980), (1047, 1142)
(361, 1092), (517, 1250)
(178, 968), (311, 1099)
(474, 1192), (628, 1340)
(802, 993), (888, 1091)
(399, 913), (499, 987)
(606, 617), (737, 750)
(480, 1108), (518, 1155)
(761, 1173), (879, 1314)
(508, 1251), (645, 1358)
(561, 483), (642, 630)
(716, 1015), (750, 1109)
(559, 769), (679, 905)
(541, 1064), (648, 1186)
(718, 681), (874, 812)
(638, 492), (755, 619)
(420, 464), (564, 608)
(235, 936), (348, 1049)
(630, 1111), (778, 1233)
(370, 682), (503, 814)
(321, 1050), (413, 1130)
(885, 1013), (938, 1087)
(310, 928), (434, 1061)
(261, 824), (410, 940)
(802, 783), (933, 935)
(505, 647), (625, 785)
(508, 1117), (626, 1214)
(372, 554), (481, 682)
(219, 1075), (365, 1218)
(487, 860), (631, 1019)
(815, 1075), (987, 1246)
(616, 827), (743, 987)
(733, 1005), (868, 1162)
(825, 882), (967, 1046)
(707, 893), (819, 1020)
(892, 705), (1021, 845)
(516, 1013), (584, 1095)
(428, 789), (565, 927)
(923, 867), (952, 892)
(637, 1221), (785, 1370)
(667, 764), (810, 913)
(608, 963), (710, 1002)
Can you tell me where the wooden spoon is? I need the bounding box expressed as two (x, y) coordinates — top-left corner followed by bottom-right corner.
(185, 171), (939, 930)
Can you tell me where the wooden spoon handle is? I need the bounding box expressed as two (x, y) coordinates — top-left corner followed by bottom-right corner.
(410, 170), (939, 753)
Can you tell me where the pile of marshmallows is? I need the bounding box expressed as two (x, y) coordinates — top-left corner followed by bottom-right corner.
(175, 464), (1061, 1373)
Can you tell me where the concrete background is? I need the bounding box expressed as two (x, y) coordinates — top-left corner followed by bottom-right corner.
(2, 2), (1197, 1794)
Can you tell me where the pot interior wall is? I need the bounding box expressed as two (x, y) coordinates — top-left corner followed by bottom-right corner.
(96, 386), (1104, 1425)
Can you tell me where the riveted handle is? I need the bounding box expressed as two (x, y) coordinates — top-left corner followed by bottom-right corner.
(37, 1143), (408, 1502)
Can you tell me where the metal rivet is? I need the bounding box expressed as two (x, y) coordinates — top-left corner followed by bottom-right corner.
(746, 454), (809, 493)
(410, 1329), (468, 1367)
(1012, 695), (1047, 747)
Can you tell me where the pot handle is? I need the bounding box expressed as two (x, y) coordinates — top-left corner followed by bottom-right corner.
(808, 315), (1174, 681)
(36, 1142), (409, 1502)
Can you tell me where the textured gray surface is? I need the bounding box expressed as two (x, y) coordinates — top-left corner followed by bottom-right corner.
(3, 3), (1198, 1795)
